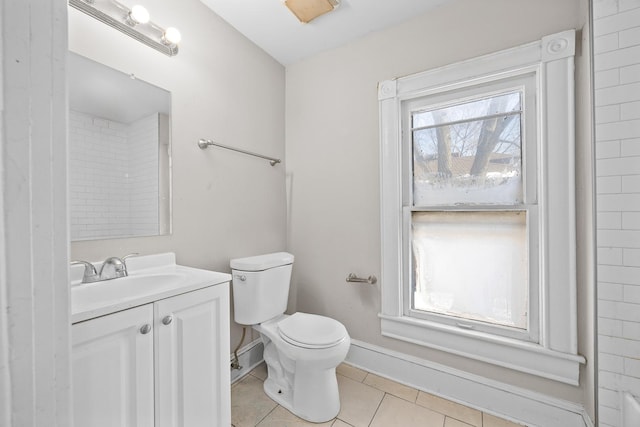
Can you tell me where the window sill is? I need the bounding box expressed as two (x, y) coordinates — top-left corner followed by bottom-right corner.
(379, 314), (585, 385)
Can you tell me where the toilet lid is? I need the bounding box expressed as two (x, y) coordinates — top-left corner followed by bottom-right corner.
(278, 313), (347, 349)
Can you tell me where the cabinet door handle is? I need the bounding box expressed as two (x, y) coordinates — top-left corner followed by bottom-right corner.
(139, 324), (152, 334)
(162, 315), (173, 325)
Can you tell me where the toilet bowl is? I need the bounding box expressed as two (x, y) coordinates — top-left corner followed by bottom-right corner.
(230, 252), (350, 423)
(255, 313), (350, 422)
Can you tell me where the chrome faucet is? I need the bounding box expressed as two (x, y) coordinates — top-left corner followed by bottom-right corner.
(99, 257), (128, 280)
(98, 253), (139, 281)
(71, 253), (139, 283)
(70, 260), (100, 283)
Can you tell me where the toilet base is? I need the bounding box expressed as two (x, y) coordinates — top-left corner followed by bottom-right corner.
(263, 365), (341, 423)
(253, 315), (349, 423)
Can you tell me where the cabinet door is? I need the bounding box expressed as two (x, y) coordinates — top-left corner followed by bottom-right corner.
(72, 304), (154, 427)
(155, 284), (230, 427)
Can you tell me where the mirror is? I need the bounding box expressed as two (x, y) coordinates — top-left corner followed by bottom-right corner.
(68, 52), (172, 241)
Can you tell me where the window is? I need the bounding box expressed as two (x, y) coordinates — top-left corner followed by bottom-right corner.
(378, 30), (585, 384)
(405, 78), (538, 342)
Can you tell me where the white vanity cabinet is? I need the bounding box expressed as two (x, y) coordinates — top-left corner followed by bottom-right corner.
(72, 283), (230, 427)
(72, 304), (155, 427)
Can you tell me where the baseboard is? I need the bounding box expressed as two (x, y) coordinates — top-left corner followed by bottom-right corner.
(230, 338), (264, 384)
(345, 339), (591, 427)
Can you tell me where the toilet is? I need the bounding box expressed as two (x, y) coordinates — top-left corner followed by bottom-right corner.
(230, 252), (350, 423)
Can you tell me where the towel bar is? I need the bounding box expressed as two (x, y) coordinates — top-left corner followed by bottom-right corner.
(346, 273), (377, 285)
(198, 138), (281, 166)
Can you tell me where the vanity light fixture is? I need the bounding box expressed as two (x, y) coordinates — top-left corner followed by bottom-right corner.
(162, 27), (182, 47)
(125, 5), (150, 26)
(69, 0), (181, 57)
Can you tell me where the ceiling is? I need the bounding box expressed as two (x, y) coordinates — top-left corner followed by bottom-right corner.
(199, 0), (450, 65)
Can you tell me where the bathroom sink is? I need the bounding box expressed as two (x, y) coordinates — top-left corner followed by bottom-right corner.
(70, 252), (232, 323)
(72, 273), (187, 308)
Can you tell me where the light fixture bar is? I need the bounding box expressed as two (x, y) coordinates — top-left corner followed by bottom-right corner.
(69, 0), (179, 57)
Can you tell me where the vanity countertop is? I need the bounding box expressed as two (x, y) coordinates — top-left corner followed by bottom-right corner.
(71, 252), (231, 324)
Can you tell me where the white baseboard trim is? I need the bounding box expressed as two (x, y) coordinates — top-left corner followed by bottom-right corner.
(230, 338), (264, 384)
(345, 339), (592, 427)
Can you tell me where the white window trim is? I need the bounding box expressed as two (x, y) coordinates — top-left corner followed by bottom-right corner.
(378, 30), (585, 385)
(402, 74), (539, 343)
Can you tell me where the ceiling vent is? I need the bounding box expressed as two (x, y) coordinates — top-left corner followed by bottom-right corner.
(284, 0), (341, 23)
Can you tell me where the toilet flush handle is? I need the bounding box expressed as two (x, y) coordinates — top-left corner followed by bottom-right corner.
(234, 274), (246, 282)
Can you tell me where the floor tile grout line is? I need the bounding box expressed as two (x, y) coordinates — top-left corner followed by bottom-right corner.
(254, 403), (279, 427)
(367, 391), (390, 427)
(358, 371), (421, 405)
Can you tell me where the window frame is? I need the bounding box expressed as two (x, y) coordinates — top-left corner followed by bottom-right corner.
(378, 30), (585, 385)
(403, 76), (538, 343)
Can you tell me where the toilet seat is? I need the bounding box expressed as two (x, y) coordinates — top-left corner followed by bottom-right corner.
(277, 313), (347, 349)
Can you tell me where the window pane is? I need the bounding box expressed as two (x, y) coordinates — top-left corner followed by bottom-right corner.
(412, 92), (522, 206)
(412, 211), (528, 329)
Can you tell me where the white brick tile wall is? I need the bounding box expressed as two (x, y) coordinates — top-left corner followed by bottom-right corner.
(597, 104), (622, 123)
(596, 33), (620, 54)
(600, 387), (622, 409)
(624, 357), (640, 377)
(598, 264), (640, 284)
(598, 154), (640, 177)
(598, 175), (623, 193)
(595, 81), (640, 106)
(599, 282), (625, 301)
(623, 320), (640, 340)
(596, 119), (640, 140)
(624, 248), (640, 265)
(597, 193), (640, 210)
(600, 370), (640, 395)
(600, 335), (640, 360)
(621, 138), (640, 155)
(594, 45), (640, 72)
(595, 2), (640, 409)
(69, 110), (160, 240)
(599, 247), (624, 264)
(595, 68), (620, 89)
(598, 299), (640, 321)
(128, 113), (160, 237)
(620, 0), (640, 11)
(600, 316), (624, 336)
(598, 212), (623, 229)
(623, 283), (640, 302)
(594, 7), (640, 37)
(621, 101), (640, 119)
(620, 26), (640, 47)
(622, 211), (640, 228)
(595, 0), (621, 19)
(620, 63), (640, 84)
(621, 174), (640, 191)
(596, 140), (621, 159)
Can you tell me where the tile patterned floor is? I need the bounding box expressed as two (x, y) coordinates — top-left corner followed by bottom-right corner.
(231, 362), (526, 427)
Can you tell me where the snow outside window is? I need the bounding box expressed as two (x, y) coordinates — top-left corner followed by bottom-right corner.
(404, 81), (538, 342)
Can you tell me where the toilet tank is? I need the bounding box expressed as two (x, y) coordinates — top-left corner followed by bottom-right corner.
(230, 252), (294, 325)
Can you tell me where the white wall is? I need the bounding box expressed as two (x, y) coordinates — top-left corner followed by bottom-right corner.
(68, 0), (286, 353)
(593, 0), (640, 426)
(286, 0), (593, 408)
(1, 0), (71, 425)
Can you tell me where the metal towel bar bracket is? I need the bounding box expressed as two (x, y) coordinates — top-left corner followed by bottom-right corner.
(346, 273), (377, 285)
(198, 139), (281, 166)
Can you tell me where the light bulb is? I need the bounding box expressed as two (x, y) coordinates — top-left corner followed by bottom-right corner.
(163, 27), (181, 45)
(128, 5), (149, 25)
